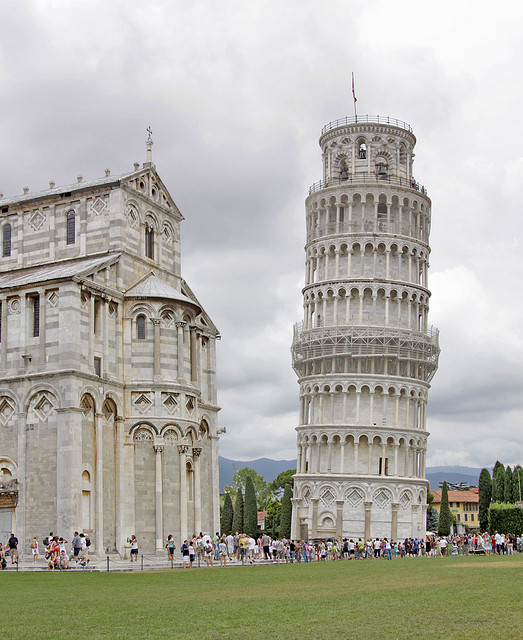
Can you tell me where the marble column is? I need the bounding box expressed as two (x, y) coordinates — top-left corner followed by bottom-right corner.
(311, 498), (319, 538)
(114, 416), (125, 555)
(192, 447), (202, 535)
(190, 326), (198, 383)
(154, 445), (164, 551)
(95, 411), (104, 554)
(391, 503), (399, 541)
(336, 500), (344, 538)
(178, 445), (189, 542)
(152, 318), (161, 378)
(364, 501), (372, 540)
(176, 321), (186, 380)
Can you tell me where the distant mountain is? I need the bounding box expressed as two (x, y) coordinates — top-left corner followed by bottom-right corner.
(219, 458), (483, 493)
(219, 457), (296, 492)
(426, 466), (482, 490)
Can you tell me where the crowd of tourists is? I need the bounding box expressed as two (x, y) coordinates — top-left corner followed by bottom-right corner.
(0, 531), (91, 570)
(163, 530), (523, 566)
(1, 529), (520, 570)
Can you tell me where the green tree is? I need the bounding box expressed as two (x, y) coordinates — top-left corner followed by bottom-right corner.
(231, 487), (244, 533)
(220, 491), (234, 534)
(426, 507), (439, 532)
(268, 469), (296, 499)
(504, 466), (513, 503)
(244, 475), (258, 536)
(438, 481), (452, 536)
(224, 467), (270, 507)
(512, 465), (523, 503)
(492, 464), (505, 502)
(279, 483), (293, 539)
(264, 498), (281, 538)
(493, 460), (505, 475)
(478, 468), (492, 531)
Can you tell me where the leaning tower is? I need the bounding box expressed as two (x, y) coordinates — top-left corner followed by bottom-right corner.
(291, 115), (439, 542)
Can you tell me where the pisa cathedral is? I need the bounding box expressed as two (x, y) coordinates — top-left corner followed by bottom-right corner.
(0, 139), (221, 554)
(291, 115), (440, 541)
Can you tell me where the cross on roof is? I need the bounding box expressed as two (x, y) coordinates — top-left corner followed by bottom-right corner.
(147, 126), (153, 140)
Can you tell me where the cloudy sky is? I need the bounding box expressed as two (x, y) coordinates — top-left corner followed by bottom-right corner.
(2, 0), (523, 467)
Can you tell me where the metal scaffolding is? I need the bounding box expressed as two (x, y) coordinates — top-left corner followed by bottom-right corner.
(291, 322), (440, 381)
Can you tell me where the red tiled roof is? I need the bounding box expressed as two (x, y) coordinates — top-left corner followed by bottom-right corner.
(431, 488), (479, 504)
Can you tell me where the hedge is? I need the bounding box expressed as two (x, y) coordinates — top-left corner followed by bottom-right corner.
(488, 502), (523, 534)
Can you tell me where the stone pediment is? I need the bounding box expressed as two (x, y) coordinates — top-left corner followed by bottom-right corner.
(121, 167), (183, 221)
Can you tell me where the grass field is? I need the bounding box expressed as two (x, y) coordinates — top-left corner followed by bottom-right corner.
(2, 555), (522, 639)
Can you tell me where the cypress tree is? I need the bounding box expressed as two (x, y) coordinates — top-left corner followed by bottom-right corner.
(504, 466), (513, 503)
(492, 464), (505, 502)
(493, 460), (504, 475)
(232, 487), (244, 533)
(478, 468), (492, 531)
(438, 481), (452, 536)
(512, 465), (523, 503)
(221, 492), (234, 534)
(244, 475), (258, 536)
(279, 483), (292, 539)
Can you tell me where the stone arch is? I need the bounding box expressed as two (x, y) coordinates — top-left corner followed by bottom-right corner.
(129, 421), (158, 437)
(0, 455), (17, 477)
(23, 383), (62, 412)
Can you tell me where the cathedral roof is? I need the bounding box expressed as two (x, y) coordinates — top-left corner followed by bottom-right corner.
(0, 253), (120, 290)
(125, 273), (201, 311)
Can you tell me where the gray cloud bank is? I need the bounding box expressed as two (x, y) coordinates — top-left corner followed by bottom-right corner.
(1, 0), (523, 466)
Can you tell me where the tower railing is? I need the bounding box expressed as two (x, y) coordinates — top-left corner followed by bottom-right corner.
(321, 115), (413, 135)
(291, 322), (440, 380)
(308, 174), (427, 196)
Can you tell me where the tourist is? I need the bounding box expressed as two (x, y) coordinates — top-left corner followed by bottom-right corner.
(71, 531), (82, 563)
(204, 539), (213, 567)
(30, 536), (39, 563)
(8, 533), (18, 564)
(181, 540), (190, 568)
(261, 532), (271, 560)
(79, 533), (90, 565)
(59, 550), (70, 569)
(189, 539), (195, 567)
(47, 536), (60, 570)
(0, 543), (6, 570)
(247, 535), (256, 564)
(219, 536), (227, 567)
(226, 531), (235, 561)
(166, 534), (176, 561)
(129, 535), (139, 562)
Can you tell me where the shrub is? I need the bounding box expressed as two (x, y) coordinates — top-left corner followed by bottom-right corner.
(488, 502), (523, 534)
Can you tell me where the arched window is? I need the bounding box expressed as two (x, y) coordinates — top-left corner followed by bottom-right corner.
(2, 224), (11, 257)
(145, 224), (154, 259)
(358, 142), (367, 159)
(136, 314), (146, 340)
(66, 211), (75, 245)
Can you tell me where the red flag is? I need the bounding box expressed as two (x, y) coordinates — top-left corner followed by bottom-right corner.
(352, 73), (357, 103)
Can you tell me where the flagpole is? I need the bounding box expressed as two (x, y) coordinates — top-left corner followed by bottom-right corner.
(352, 72), (357, 122)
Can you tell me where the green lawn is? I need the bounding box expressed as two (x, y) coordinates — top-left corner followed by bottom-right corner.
(2, 555), (522, 639)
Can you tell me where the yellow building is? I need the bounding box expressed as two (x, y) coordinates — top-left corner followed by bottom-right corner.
(431, 488), (479, 530)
